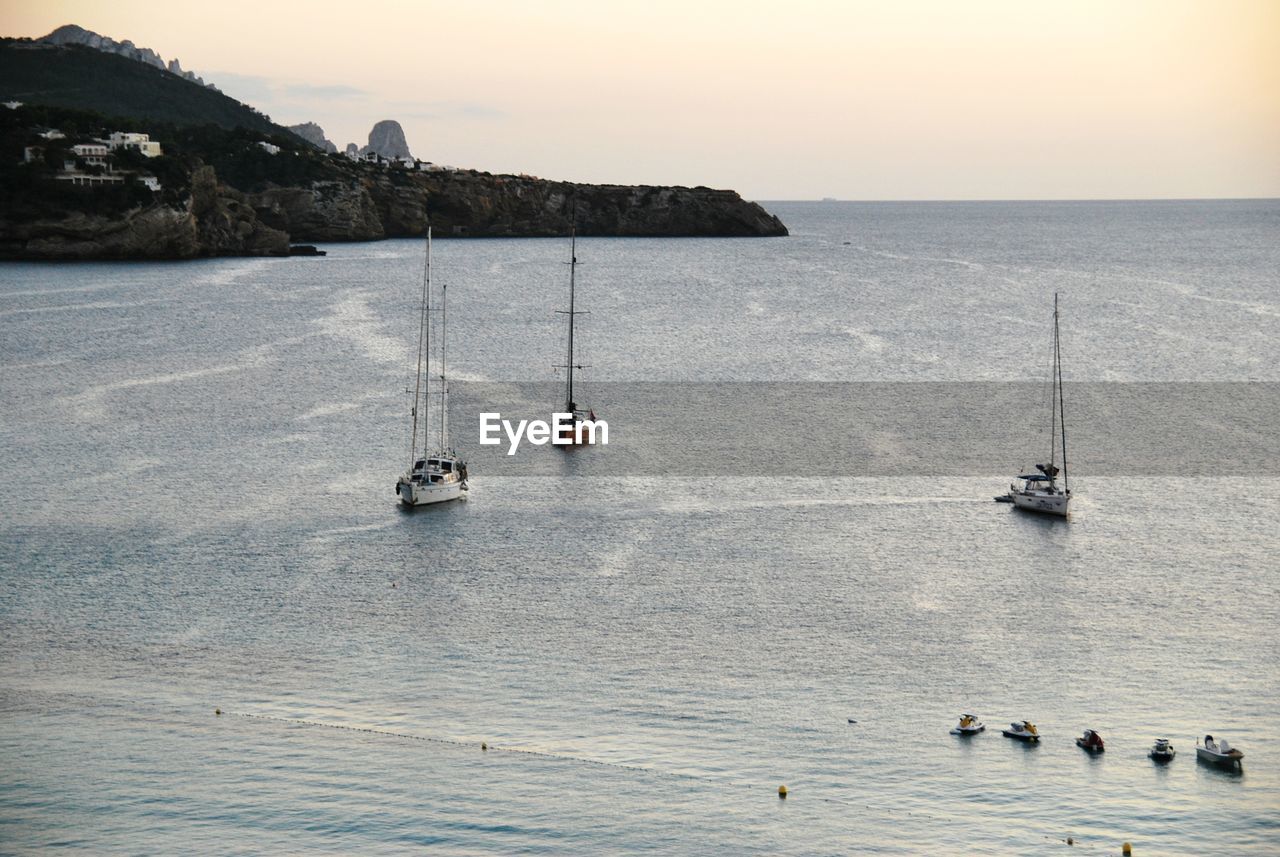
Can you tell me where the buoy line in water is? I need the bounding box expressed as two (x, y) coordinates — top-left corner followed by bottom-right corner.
(13, 694), (1127, 851)
(232, 711), (719, 784)
(226, 710), (1121, 849)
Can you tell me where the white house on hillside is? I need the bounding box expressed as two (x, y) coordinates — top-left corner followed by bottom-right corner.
(71, 143), (110, 167)
(103, 132), (163, 157)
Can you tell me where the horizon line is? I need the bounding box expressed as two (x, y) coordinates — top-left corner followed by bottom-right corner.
(755, 196), (1280, 204)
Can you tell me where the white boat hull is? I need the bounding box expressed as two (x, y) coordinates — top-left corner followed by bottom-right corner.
(1011, 490), (1070, 517)
(397, 479), (464, 506)
(1196, 747), (1243, 766)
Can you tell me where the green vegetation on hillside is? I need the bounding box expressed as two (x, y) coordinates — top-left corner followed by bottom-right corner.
(0, 101), (344, 221)
(0, 39), (302, 141)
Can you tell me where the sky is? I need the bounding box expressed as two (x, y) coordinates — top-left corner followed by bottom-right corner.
(6, 0), (1279, 199)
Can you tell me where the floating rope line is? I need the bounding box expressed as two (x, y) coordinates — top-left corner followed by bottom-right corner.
(232, 712), (715, 784)
(225, 710), (1086, 841)
(11, 692), (1129, 850)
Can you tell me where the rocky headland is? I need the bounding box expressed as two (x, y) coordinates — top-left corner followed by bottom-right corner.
(4, 164), (786, 259)
(1, 35), (787, 260)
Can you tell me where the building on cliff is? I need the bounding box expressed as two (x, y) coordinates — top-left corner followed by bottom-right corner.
(104, 131), (162, 157)
(19, 137), (162, 190)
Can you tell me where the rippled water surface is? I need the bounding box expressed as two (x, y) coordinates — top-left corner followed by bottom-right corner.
(2, 201), (1278, 854)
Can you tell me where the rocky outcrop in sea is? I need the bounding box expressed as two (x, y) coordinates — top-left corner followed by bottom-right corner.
(358, 120), (412, 160)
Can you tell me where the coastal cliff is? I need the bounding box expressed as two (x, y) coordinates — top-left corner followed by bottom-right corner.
(0, 44), (788, 260)
(251, 170), (787, 241)
(2, 163), (786, 260)
(1, 166), (289, 260)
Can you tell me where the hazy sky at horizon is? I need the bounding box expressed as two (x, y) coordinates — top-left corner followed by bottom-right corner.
(7, 0), (1279, 199)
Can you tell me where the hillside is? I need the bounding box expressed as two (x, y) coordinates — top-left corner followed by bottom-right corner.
(0, 37), (787, 259)
(0, 39), (300, 141)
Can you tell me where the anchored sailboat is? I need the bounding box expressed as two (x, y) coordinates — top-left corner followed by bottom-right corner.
(555, 229), (598, 445)
(1009, 293), (1071, 517)
(396, 227), (468, 506)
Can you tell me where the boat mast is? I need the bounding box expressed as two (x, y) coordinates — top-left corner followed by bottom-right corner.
(1048, 293), (1057, 474)
(553, 225), (588, 412)
(421, 229), (432, 457)
(440, 282), (448, 452)
(1055, 293), (1069, 491)
(565, 229), (577, 411)
(409, 227), (432, 470)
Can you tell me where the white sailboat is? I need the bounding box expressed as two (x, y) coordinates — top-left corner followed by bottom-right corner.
(554, 228), (598, 445)
(396, 227), (468, 506)
(1010, 293), (1072, 517)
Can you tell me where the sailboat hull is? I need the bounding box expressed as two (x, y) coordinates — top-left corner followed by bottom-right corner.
(1011, 491), (1070, 517)
(397, 479), (464, 506)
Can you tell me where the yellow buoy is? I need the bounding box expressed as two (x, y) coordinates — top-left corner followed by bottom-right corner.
(215, 708), (221, 716)
(481, 742), (488, 751)
(1122, 843), (1132, 856)
(1067, 837), (1073, 845)
(778, 785), (788, 798)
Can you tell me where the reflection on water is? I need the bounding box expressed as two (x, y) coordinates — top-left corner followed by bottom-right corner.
(1, 201), (1278, 854)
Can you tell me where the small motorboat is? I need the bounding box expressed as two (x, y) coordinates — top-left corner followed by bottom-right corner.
(1002, 720), (1040, 742)
(1075, 729), (1105, 753)
(1149, 738), (1176, 762)
(1196, 735), (1244, 767)
(950, 714), (986, 735)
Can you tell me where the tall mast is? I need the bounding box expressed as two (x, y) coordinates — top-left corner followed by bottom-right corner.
(565, 229), (577, 410)
(440, 282), (448, 451)
(1056, 293), (1069, 491)
(408, 227), (431, 469)
(1048, 292), (1058, 472)
(421, 229), (432, 456)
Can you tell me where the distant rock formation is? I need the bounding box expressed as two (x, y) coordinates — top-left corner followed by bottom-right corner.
(345, 142), (360, 158)
(359, 120), (412, 160)
(288, 122), (338, 154)
(40, 24), (215, 90)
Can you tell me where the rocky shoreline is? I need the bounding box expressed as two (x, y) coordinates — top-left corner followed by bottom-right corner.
(2, 167), (787, 261)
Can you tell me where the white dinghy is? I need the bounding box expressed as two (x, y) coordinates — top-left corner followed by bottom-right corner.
(1196, 735), (1244, 768)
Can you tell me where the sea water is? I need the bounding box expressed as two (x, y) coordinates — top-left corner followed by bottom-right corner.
(2, 200), (1278, 853)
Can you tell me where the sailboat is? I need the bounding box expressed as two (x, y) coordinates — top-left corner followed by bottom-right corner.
(395, 227), (468, 506)
(1009, 293), (1072, 517)
(554, 229), (598, 445)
